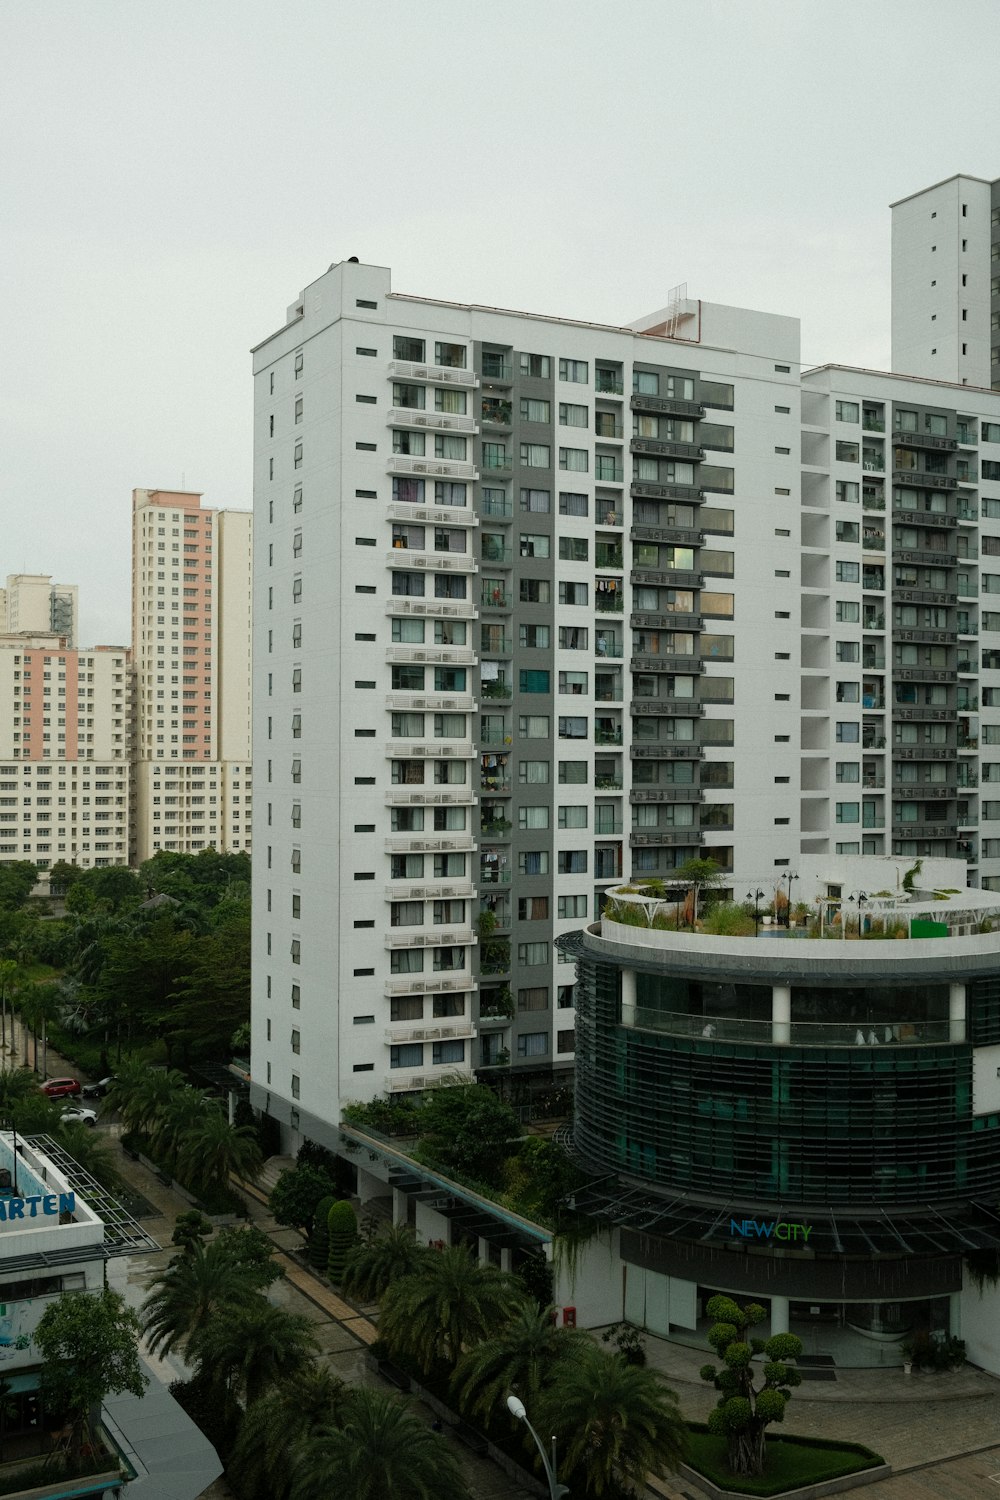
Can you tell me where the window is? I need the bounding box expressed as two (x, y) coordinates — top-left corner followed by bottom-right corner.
(559, 671), (588, 694)
(836, 722), (860, 743)
(558, 894), (588, 918)
(559, 582), (588, 606)
(518, 895), (549, 918)
(519, 353), (551, 379)
(836, 481), (859, 504)
(558, 717), (587, 739)
(836, 441), (859, 463)
(518, 942), (550, 965)
(520, 578), (550, 604)
(519, 669), (550, 693)
(519, 487), (550, 514)
(835, 400), (860, 423)
(518, 850), (549, 875)
(558, 805), (588, 828)
(835, 561), (860, 583)
(518, 715), (550, 738)
(519, 533), (550, 559)
(432, 1040), (465, 1065)
(518, 986), (548, 1011)
(434, 341), (466, 368)
(517, 1032), (549, 1057)
(559, 359), (588, 383)
(520, 397), (551, 423)
(836, 601), (860, 622)
(518, 760), (549, 784)
(558, 851), (587, 874)
(559, 491), (588, 517)
(390, 1044), (423, 1070)
(559, 403), (588, 428)
(520, 443), (550, 468)
(836, 802), (860, 824)
(393, 336), (424, 361)
(559, 447), (589, 472)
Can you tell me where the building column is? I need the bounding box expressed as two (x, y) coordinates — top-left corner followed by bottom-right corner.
(621, 967), (636, 1026)
(949, 1290), (962, 1338)
(392, 1187), (407, 1227)
(769, 1295), (789, 1337)
(772, 984), (791, 1045)
(949, 982), (966, 1043)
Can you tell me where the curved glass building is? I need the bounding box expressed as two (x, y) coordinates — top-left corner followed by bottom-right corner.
(560, 881), (1000, 1367)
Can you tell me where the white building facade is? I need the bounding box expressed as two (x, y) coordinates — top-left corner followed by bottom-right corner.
(0, 575), (79, 647)
(131, 488), (252, 863)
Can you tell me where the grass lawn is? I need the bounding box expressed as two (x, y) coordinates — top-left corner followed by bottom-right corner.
(684, 1425), (884, 1496)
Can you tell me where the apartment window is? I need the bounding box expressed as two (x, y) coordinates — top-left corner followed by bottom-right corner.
(520, 353), (551, 378)
(518, 806), (550, 830)
(293, 443), (303, 469)
(518, 942), (550, 966)
(520, 533), (550, 559)
(518, 715), (550, 738)
(559, 447), (588, 472)
(559, 359), (588, 383)
(519, 488), (550, 513)
(517, 987), (548, 1011)
(518, 850), (549, 875)
(835, 561), (860, 583)
(520, 443), (550, 468)
(517, 1033), (549, 1058)
(390, 1044), (423, 1070)
(520, 397), (551, 423)
(435, 341), (466, 368)
(558, 805), (588, 828)
(559, 582), (588, 606)
(559, 403), (588, 428)
(557, 851), (587, 874)
(520, 579), (551, 604)
(519, 669), (550, 694)
(393, 336), (424, 361)
(559, 491), (588, 517)
(518, 759), (549, 784)
(835, 400), (859, 423)
(294, 397), (303, 423)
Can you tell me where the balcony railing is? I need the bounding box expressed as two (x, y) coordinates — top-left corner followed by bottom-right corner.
(595, 726), (623, 744)
(481, 681), (512, 700)
(481, 494), (513, 520)
(481, 588), (511, 609)
(595, 375), (625, 395)
(626, 1008), (952, 1047)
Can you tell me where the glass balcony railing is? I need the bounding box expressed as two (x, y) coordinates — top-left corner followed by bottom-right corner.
(481, 494), (513, 519)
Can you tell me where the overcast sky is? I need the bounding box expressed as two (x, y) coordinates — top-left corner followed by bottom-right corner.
(3, 0), (999, 646)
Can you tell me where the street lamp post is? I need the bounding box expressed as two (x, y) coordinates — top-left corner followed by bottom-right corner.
(847, 890), (869, 940)
(786, 871), (799, 927)
(746, 888), (765, 937)
(506, 1395), (569, 1500)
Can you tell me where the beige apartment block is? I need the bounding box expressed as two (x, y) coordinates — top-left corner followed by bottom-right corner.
(131, 489), (252, 861)
(0, 633), (129, 870)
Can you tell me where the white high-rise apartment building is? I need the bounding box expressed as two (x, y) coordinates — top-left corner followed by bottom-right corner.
(891, 173), (999, 389)
(249, 256), (1000, 1153)
(131, 488), (252, 863)
(0, 634), (130, 870)
(0, 575), (79, 646)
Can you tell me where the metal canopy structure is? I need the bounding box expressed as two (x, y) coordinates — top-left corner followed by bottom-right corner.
(25, 1134), (159, 1260)
(567, 1174), (1000, 1259)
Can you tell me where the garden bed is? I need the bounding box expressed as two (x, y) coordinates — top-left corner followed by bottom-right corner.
(681, 1425), (888, 1498)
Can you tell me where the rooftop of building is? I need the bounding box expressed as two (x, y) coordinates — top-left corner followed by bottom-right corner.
(890, 171), (996, 208)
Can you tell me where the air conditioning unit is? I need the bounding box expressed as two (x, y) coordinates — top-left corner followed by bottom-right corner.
(415, 416), (428, 426)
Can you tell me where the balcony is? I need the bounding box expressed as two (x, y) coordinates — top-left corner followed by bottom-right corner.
(480, 542), (513, 566)
(384, 786), (475, 807)
(630, 786), (703, 803)
(630, 654), (702, 674)
(385, 1022), (477, 1045)
(481, 493), (513, 520)
(595, 724), (623, 745)
(479, 857), (511, 885)
(480, 448), (512, 473)
(386, 693), (476, 713)
(630, 393), (705, 419)
(387, 500), (480, 528)
(892, 430), (959, 453)
(594, 417), (624, 439)
(385, 598), (478, 619)
(626, 1008), (952, 1047)
(595, 546), (624, 569)
(595, 591), (625, 614)
(384, 834), (474, 854)
(385, 740), (476, 760)
(479, 725), (510, 745)
(630, 523), (704, 547)
(481, 680), (512, 700)
(389, 358), (478, 388)
(385, 926), (475, 949)
(862, 413), (885, 433)
(630, 743), (704, 759)
(386, 548), (478, 574)
(387, 453), (478, 481)
(631, 610), (702, 633)
(594, 461), (625, 484)
(630, 438), (704, 461)
(480, 399), (512, 427)
(632, 567), (702, 590)
(629, 829), (700, 847)
(388, 408), (478, 435)
(480, 586), (511, 610)
(480, 356), (513, 386)
(893, 470), (958, 490)
(630, 481), (702, 502)
(595, 373), (625, 396)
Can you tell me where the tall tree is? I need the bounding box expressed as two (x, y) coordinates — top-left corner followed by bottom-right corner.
(228, 1364), (349, 1500)
(142, 1237), (265, 1356)
(452, 1301), (582, 1423)
(379, 1243), (527, 1373)
(343, 1222), (428, 1302)
(536, 1340), (687, 1498)
(35, 1290), (145, 1460)
(291, 1387), (470, 1500)
(188, 1301), (318, 1409)
(175, 1104), (262, 1194)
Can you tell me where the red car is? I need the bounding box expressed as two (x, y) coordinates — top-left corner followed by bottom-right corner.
(40, 1077), (81, 1100)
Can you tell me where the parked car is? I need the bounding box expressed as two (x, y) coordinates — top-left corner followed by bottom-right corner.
(60, 1106), (97, 1128)
(82, 1076), (115, 1099)
(39, 1077), (81, 1100)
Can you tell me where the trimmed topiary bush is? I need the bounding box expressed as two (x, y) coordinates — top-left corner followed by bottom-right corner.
(326, 1199), (359, 1285)
(308, 1194), (335, 1269)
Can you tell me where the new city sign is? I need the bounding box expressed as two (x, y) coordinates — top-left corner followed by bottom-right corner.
(730, 1217), (812, 1243)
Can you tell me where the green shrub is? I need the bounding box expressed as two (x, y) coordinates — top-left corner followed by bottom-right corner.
(703, 902), (756, 937)
(308, 1195), (335, 1268)
(327, 1199), (359, 1284)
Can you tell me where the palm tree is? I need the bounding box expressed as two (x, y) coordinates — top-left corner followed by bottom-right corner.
(451, 1301), (582, 1424)
(343, 1222), (428, 1301)
(188, 1300), (318, 1408)
(109, 1063), (186, 1138)
(0, 1065), (43, 1116)
(175, 1103), (262, 1193)
(228, 1363), (349, 1500)
(291, 1386), (469, 1500)
(378, 1243), (527, 1374)
(142, 1237), (263, 1356)
(150, 1083), (208, 1169)
(535, 1340), (687, 1497)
